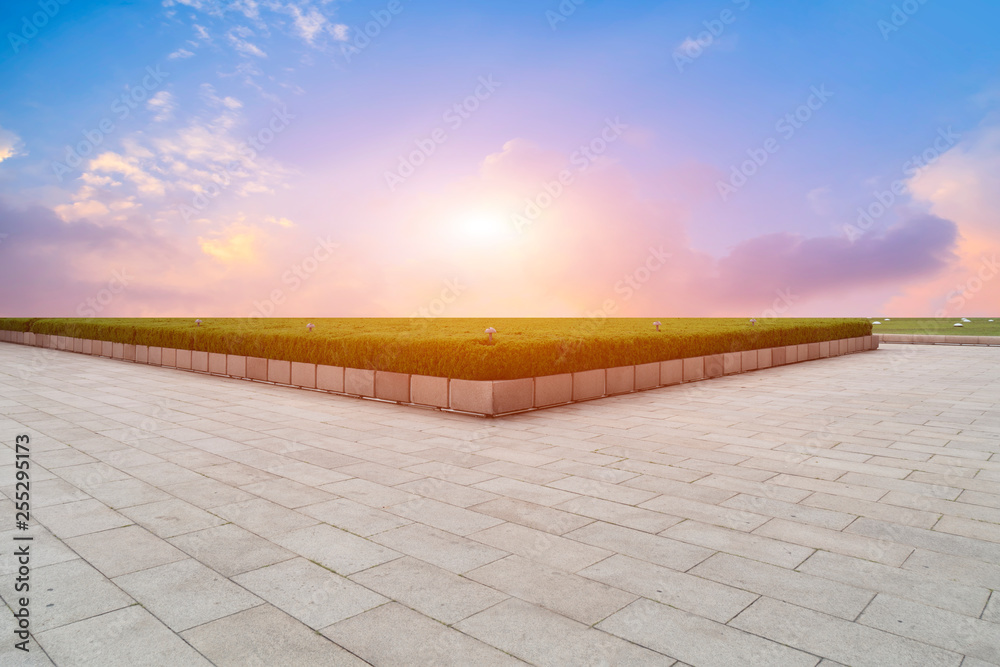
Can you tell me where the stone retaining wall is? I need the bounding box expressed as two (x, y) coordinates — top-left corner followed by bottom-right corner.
(877, 333), (1000, 346)
(0, 330), (879, 417)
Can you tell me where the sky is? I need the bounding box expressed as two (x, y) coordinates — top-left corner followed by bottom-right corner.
(1, 0), (999, 318)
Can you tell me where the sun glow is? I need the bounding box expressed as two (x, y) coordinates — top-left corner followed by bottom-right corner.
(453, 211), (513, 243)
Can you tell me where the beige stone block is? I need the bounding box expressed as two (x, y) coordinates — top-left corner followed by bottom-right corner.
(535, 374), (572, 407)
(102, 341), (113, 358)
(73, 338), (83, 353)
(806, 342), (819, 360)
(493, 378), (534, 414)
(246, 357), (267, 381)
(191, 349), (206, 370)
(797, 343), (809, 361)
(572, 369), (605, 401)
(660, 359), (683, 386)
(634, 362), (660, 390)
(292, 362), (317, 389)
(135, 345), (148, 364)
(704, 354), (724, 378)
(113, 342), (125, 359)
(723, 352), (741, 375)
(945, 335), (966, 345)
(785, 344), (799, 363)
(819, 341), (830, 358)
(148, 347), (162, 365)
(757, 348), (771, 368)
(606, 366), (635, 395)
(122, 344), (135, 362)
(81, 339), (93, 355)
(24, 332), (35, 346)
(410, 375), (448, 408)
(268, 359), (291, 384)
(161, 348), (177, 367)
(741, 349), (758, 371)
(771, 346), (786, 365)
(209, 353), (227, 375)
(317, 365), (345, 393)
(449, 379), (493, 415)
(375, 371), (409, 402)
(227, 355), (247, 378)
(345, 368), (375, 397)
(682, 357), (705, 382)
(176, 349), (193, 370)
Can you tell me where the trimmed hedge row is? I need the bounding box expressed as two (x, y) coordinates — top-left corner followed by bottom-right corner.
(0, 318), (872, 381)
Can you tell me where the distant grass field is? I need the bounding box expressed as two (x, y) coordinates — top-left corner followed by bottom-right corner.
(869, 317), (1000, 337)
(0, 318), (871, 381)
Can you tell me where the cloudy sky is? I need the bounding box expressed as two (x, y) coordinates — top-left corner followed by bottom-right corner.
(1, 0), (998, 318)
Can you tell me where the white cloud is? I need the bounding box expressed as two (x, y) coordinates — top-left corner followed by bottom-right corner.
(147, 91), (176, 122)
(227, 27), (268, 58)
(0, 126), (25, 163)
(330, 23), (349, 41)
(168, 48), (195, 59)
(264, 215), (295, 228)
(287, 3), (328, 44)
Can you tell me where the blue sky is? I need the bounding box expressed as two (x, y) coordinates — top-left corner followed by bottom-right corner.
(2, 0), (999, 317)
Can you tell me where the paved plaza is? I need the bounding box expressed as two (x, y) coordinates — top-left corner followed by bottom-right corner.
(1, 341), (999, 666)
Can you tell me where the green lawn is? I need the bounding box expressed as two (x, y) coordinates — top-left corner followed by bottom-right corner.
(0, 317), (871, 381)
(868, 317), (1000, 337)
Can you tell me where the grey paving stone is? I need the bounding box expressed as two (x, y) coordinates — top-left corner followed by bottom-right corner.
(370, 522), (508, 573)
(3, 477), (89, 508)
(211, 498), (319, 538)
(0, 605), (55, 665)
(470, 497), (594, 535)
(470, 522), (612, 572)
(299, 497), (412, 536)
(548, 475), (659, 505)
(581, 554), (758, 623)
(168, 524), (296, 576)
(233, 558), (387, 629)
(273, 523), (401, 575)
(113, 559), (262, 632)
(565, 521), (713, 571)
(720, 493), (855, 530)
(30, 559), (134, 633)
(321, 478), (418, 508)
(162, 477), (256, 509)
(350, 556), (507, 624)
(396, 476), (499, 507)
(846, 516), (1000, 564)
(85, 478), (173, 509)
(455, 597), (674, 666)
(858, 593), (1000, 663)
(730, 596), (962, 667)
(119, 498), (225, 538)
(466, 555), (637, 625)
(240, 477), (337, 508)
(182, 604), (367, 666)
(387, 497), (505, 536)
(472, 477), (580, 506)
(640, 495), (770, 532)
(0, 526), (79, 571)
(555, 495), (681, 533)
(901, 548), (1000, 591)
(597, 598), (818, 667)
(31, 499), (131, 538)
(65, 525), (188, 578)
(663, 519), (815, 568)
(690, 552), (875, 620)
(754, 518), (913, 566)
(324, 602), (526, 666)
(37, 605), (212, 666)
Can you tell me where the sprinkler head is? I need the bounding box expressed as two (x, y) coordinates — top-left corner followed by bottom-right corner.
(653, 321), (661, 332)
(307, 323), (315, 332)
(485, 327), (497, 343)
(195, 319), (202, 326)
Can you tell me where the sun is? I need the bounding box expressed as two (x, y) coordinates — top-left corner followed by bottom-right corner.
(453, 211), (511, 243)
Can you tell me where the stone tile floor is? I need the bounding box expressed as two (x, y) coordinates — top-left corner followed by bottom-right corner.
(0, 341), (998, 666)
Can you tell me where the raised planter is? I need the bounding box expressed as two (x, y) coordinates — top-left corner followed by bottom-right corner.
(1, 329), (881, 418)
(878, 334), (999, 346)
